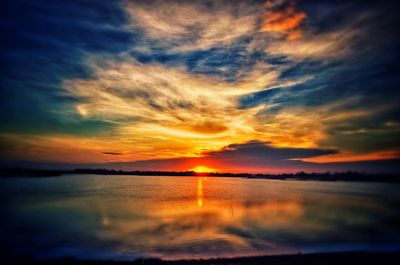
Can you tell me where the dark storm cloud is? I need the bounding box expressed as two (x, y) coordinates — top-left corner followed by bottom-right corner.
(205, 141), (337, 160)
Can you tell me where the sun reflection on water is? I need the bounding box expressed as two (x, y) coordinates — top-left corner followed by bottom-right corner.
(197, 177), (203, 207)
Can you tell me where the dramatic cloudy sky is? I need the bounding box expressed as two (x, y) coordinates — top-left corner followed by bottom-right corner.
(1, 0), (399, 173)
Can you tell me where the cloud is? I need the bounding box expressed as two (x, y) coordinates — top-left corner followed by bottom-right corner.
(2, 136), (399, 173)
(264, 8), (373, 61)
(99, 141), (339, 173)
(205, 140), (337, 160)
(34, 140), (336, 172)
(261, 1), (306, 40)
(64, 55), (310, 159)
(49, 141), (399, 173)
(303, 150), (400, 163)
(2, 0), (399, 172)
(261, 1), (395, 62)
(266, 29), (358, 60)
(103, 152), (123, 156)
(124, 0), (260, 51)
(0, 0), (133, 137)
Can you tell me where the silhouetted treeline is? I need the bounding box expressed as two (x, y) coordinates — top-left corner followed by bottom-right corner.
(3, 252), (400, 265)
(74, 168), (197, 176)
(1, 167), (399, 182)
(0, 168), (67, 177)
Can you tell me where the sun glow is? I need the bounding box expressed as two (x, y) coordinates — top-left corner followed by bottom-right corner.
(192, 166), (215, 173)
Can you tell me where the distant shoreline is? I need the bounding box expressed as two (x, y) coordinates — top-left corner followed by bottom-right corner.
(1, 167), (399, 182)
(4, 252), (400, 265)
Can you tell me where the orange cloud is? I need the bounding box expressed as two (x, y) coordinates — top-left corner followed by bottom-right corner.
(301, 150), (400, 163)
(261, 1), (306, 40)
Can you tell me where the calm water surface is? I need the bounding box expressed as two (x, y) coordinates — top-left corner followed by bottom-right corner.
(1, 175), (400, 260)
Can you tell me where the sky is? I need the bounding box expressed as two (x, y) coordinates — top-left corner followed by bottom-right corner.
(1, 0), (399, 173)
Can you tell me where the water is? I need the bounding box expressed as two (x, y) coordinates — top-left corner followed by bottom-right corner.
(1, 175), (400, 260)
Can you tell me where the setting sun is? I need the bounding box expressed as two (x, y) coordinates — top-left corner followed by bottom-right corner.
(191, 166), (215, 173)
(2, 0), (400, 263)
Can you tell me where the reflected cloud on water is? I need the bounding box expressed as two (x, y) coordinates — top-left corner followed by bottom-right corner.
(2, 175), (400, 260)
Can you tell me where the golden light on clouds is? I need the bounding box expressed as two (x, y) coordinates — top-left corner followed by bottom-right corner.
(2, 0), (397, 171)
(63, 57), (289, 159)
(124, 0), (259, 51)
(302, 150), (400, 163)
(60, 55), (331, 163)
